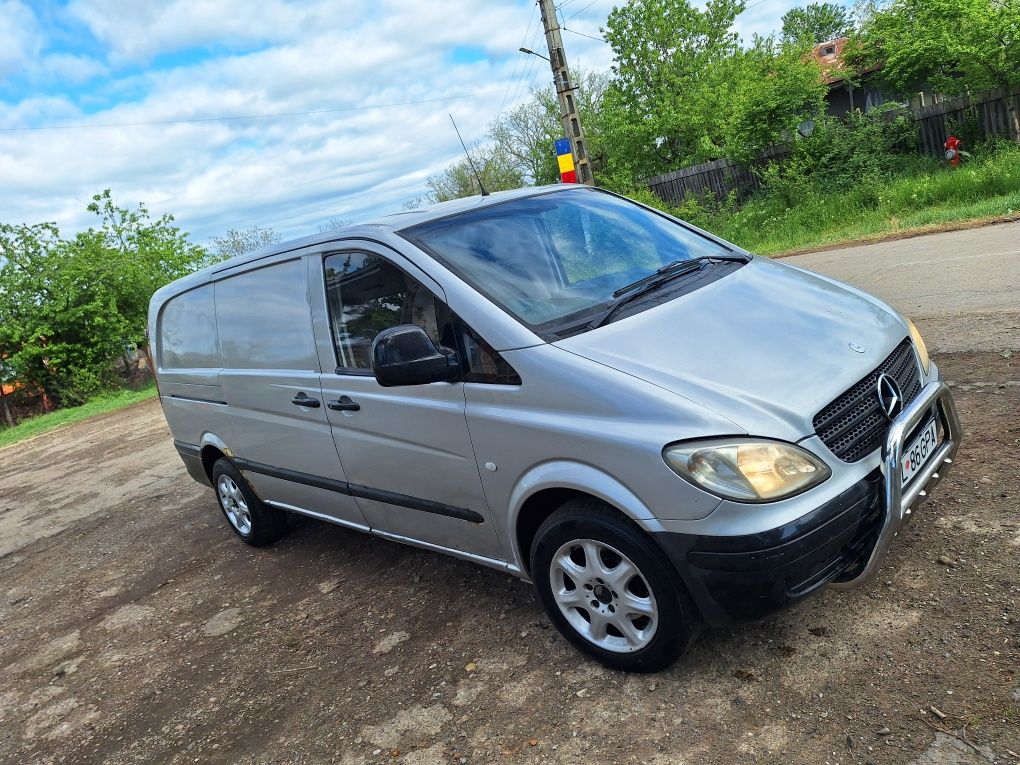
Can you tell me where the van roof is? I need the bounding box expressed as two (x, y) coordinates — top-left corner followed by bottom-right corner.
(152, 184), (575, 303)
(206, 183), (568, 273)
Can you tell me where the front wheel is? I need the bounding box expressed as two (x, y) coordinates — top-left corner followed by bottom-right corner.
(531, 499), (701, 672)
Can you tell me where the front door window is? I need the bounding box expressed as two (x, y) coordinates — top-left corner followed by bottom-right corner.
(323, 252), (442, 373)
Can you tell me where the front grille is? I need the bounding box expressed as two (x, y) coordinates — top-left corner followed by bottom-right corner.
(814, 339), (922, 462)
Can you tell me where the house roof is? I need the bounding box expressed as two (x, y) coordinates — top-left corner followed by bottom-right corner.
(811, 37), (883, 86)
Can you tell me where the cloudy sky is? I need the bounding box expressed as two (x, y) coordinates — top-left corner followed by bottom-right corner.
(0, 0), (839, 244)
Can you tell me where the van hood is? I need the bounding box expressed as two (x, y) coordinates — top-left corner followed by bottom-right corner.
(554, 257), (910, 443)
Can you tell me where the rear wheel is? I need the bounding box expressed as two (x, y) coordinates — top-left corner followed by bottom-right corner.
(531, 499), (701, 672)
(212, 458), (286, 547)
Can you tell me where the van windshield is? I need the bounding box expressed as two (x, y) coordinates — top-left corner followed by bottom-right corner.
(399, 188), (737, 337)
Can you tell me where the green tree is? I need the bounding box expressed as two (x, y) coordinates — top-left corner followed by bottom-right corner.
(719, 38), (829, 163)
(600, 0), (826, 182)
(845, 0), (1020, 139)
(781, 2), (852, 45)
(601, 0), (744, 178)
(80, 190), (211, 351)
(0, 191), (209, 405)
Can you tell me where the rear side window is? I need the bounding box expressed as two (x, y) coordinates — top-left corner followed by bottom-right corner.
(215, 259), (318, 371)
(324, 252), (444, 373)
(160, 285), (218, 369)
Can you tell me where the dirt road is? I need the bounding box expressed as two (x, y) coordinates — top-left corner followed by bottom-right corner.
(2, 235), (1019, 764)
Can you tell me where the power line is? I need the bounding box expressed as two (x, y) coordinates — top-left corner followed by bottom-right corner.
(508, 54), (538, 109)
(495, 1), (538, 121)
(564, 0), (599, 21)
(561, 26), (606, 42)
(507, 18), (546, 109)
(0, 88), (509, 133)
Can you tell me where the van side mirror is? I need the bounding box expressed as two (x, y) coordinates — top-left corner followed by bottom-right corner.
(371, 325), (461, 387)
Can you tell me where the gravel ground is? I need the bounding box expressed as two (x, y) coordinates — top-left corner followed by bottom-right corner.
(0, 350), (1017, 765)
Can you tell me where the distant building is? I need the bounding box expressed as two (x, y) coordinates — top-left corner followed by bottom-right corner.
(812, 38), (893, 116)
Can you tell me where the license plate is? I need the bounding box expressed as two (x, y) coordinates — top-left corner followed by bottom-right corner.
(901, 418), (938, 486)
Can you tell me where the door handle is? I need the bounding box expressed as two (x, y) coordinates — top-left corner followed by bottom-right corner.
(327, 396), (361, 412)
(290, 393), (321, 408)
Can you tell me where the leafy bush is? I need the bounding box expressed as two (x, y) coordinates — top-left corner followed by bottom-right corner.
(760, 109), (919, 203)
(636, 141), (1020, 255)
(945, 111), (984, 152)
(0, 191), (208, 410)
(52, 366), (117, 407)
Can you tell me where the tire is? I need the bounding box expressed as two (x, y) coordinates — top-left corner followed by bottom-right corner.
(211, 458), (287, 547)
(531, 498), (702, 672)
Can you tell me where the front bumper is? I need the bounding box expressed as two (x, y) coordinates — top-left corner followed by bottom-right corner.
(830, 379), (961, 587)
(654, 380), (962, 626)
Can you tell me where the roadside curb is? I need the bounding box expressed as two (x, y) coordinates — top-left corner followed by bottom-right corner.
(772, 213), (1020, 259)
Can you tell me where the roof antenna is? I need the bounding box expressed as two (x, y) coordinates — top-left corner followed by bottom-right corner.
(449, 113), (489, 196)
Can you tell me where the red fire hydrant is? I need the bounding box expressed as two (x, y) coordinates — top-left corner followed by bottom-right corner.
(944, 135), (962, 167)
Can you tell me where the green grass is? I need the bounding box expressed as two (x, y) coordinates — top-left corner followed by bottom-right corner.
(644, 143), (1020, 256)
(0, 383), (158, 449)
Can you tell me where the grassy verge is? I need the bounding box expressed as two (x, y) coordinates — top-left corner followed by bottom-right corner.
(0, 384), (157, 450)
(642, 143), (1020, 256)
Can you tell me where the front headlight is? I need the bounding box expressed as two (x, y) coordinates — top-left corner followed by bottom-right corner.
(663, 439), (831, 503)
(905, 317), (930, 375)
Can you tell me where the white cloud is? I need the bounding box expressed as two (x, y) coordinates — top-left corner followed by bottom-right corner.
(38, 52), (108, 83)
(0, 0), (842, 244)
(0, 0), (42, 78)
(66, 0), (310, 64)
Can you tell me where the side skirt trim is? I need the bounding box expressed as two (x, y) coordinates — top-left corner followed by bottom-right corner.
(372, 529), (509, 573)
(264, 500), (371, 533)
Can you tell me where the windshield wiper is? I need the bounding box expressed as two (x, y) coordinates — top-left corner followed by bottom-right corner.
(613, 253), (750, 299)
(586, 254), (750, 330)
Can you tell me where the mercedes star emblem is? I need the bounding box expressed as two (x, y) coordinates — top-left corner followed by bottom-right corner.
(876, 373), (904, 420)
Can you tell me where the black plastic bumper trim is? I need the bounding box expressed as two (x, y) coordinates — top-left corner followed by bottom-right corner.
(174, 440), (201, 458)
(654, 471), (884, 626)
(230, 456), (484, 524)
(173, 441), (210, 486)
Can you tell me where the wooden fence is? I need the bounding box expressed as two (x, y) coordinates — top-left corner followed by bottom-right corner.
(644, 144), (790, 207)
(914, 88), (1020, 155)
(644, 88), (1020, 207)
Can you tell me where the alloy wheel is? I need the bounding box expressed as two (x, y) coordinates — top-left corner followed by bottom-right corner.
(216, 475), (252, 535)
(548, 539), (659, 653)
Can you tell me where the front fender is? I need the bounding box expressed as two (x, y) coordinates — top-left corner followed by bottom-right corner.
(505, 460), (669, 576)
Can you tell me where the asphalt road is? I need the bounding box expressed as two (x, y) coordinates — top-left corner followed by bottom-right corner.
(785, 221), (1020, 353)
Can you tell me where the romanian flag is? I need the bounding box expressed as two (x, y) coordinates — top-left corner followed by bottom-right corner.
(554, 138), (577, 184)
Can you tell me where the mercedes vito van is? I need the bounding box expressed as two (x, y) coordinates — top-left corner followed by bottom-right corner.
(150, 185), (960, 671)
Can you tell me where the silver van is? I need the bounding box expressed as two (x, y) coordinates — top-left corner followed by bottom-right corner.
(150, 186), (961, 671)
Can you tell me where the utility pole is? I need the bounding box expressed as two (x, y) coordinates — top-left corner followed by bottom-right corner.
(537, 0), (592, 185)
